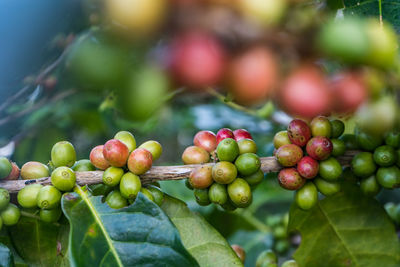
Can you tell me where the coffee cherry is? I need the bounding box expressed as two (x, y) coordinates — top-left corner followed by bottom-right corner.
(306, 137), (333, 161)
(237, 0), (287, 27)
(228, 47), (278, 106)
(17, 184), (43, 208)
(185, 179), (194, 190)
(295, 182), (318, 210)
(231, 244), (246, 263)
(235, 153), (260, 176)
(243, 169), (264, 186)
(90, 145), (110, 170)
(217, 138), (239, 162)
(330, 120), (345, 138)
(281, 260), (299, 267)
(106, 190), (128, 209)
(194, 188), (210, 206)
(20, 162), (50, 180)
(193, 131), (217, 153)
(114, 131), (136, 152)
(40, 208), (62, 223)
(227, 178), (252, 208)
(233, 129), (253, 141)
(331, 139), (346, 157)
(385, 131), (400, 148)
(103, 167), (124, 187)
(37, 186), (62, 209)
(139, 141), (163, 161)
(360, 175), (381, 197)
(340, 134), (360, 150)
(0, 158), (12, 179)
(182, 146), (210, 165)
(127, 148), (153, 175)
(120, 172), (142, 200)
(314, 177), (341, 196)
(209, 183), (228, 205)
(189, 166), (213, 189)
(237, 139), (257, 154)
(51, 167), (76, 192)
(280, 65), (331, 118)
(216, 128), (234, 145)
(319, 157), (342, 181)
(146, 185), (164, 206)
(355, 129), (383, 151)
(275, 144), (303, 167)
(373, 145), (397, 167)
(212, 161), (237, 184)
(273, 131), (291, 149)
(140, 188), (155, 202)
(331, 72), (367, 113)
(297, 156), (319, 179)
(376, 166), (400, 189)
(0, 204), (20, 226)
(220, 199), (237, 212)
(256, 249), (277, 267)
(310, 116), (332, 138)
(287, 119), (311, 147)
(103, 139), (130, 167)
(351, 152), (377, 178)
(51, 141), (76, 168)
(0, 189), (10, 211)
(169, 31), (225, 89)
(278, 168), (305, 190)
(72, 159), (96, 172)
(4, 162), (20, 180)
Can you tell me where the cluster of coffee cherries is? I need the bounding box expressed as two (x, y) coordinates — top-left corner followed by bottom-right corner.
(89, 131), (164, 208)
(348, 128), (400, 195)
(273, 116), (346, 210)
(256, 249), (298, 267)
(182, 128), (262, 210)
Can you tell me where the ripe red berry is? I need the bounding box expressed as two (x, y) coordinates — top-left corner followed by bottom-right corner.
(233, 129), (253, 141)
(90, 145), (110, 170)
(216, 128), (234, 144)
(287, 119), (312, 147)
(103, 139), (130, 167)
(278, 168), (306, 190)
(306, 137), (333, 161)
(297, 156), (319, 179)
(127, 148), (153, 175)
(193, 131), (217, 153)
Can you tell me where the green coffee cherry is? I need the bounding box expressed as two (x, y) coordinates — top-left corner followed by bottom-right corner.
(319, 157), (342, 181)
(376, 166), (400, 189)
(235, 153), (261, 176)
(339, 134), (359, 150)
(20, 161), (49, 180)
(0, 188), (10, 211)
(310, 116), (331, 138)
(217, 138), (239, 162)
(351, 152), (377, 178)
(356, 129), (383, 151)
(208, 183), (228, 205)
(330, 120), (345, 138)
(140, 188), (154, 202)
(51, 141), (76, 168)
(384, 202), (397, 221)
(114, 131), (136, 152)
(51, 167), (76, 192)
(295, 182), (318, 210)
(275, 239), (289, 254)
(146, 185), (164, 206)
(256, 249), (277, 267)
(103, 167), (124, 187)
(139, 141), (162, 161)
(227, 178), (252, 208)
(37, 185), (62, 209)
(360, 175), (381, 197)
(237, 139), (257, 154)
(243, 169), (264, 186)
(40, 208), (62, 223)
(385, 131), (400, 148)
(17, 184), (43, 208)
(185, 179), (193, 190)
(281, 260), (298, 267)
(220, 200), (237, 211)
(72, 159), (96, 171)
(273, 225), (287, 239)
(314, 177), (341, 196)
(106, 190), (128, 209)
(373, 145), (397, 167)
(331, 139), (346, 157)
(0, 157), (12, 179)
(119, 172), (141, 200)
(1, 204), (20, 226)
(194, 189), (210, 206)
(212, 161), (237, 184)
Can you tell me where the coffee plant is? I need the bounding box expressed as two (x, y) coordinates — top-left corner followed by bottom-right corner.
(1, 0), (400, 266)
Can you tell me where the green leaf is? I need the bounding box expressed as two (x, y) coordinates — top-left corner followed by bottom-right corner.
(0, 243), (14, 267)
(343, 0), (400, 31)
(161, 195), (243, 267)
(8, 215), (68, 267)
(288, 184), (400, 267)
(0, 229), (27, 267)
(62, 186), (197, 267)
